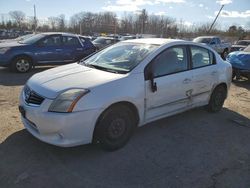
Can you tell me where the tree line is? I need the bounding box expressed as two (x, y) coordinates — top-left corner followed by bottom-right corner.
(1, 9), (249, 40)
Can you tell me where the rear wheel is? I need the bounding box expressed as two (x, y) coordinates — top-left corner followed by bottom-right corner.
(94, 105), (136, 151)
(11, 56), (32, 73)
(207, 85), (227, 113)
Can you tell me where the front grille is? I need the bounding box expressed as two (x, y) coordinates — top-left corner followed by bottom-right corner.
(24, 85), (44, 105)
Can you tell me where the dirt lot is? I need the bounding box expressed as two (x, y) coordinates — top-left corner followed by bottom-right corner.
(0, 66), (249, 188)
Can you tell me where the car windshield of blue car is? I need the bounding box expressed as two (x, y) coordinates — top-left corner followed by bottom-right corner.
(82, 43), (158, 73)
(19, 34), (45, 44)
(244, 45), (250, 52)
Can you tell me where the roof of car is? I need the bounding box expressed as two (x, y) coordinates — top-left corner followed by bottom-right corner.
(41, 32), (80, 37)
(122, 38), (183, 46)
(195, 36), (218, 38)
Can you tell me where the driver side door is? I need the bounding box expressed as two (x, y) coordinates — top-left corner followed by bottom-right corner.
(144, 46), (193, 121)
(34, 34), (63, 64)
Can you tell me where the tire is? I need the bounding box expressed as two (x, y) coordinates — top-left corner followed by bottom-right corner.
(94, 105), (136, 151)
(232, 71), (236, 81)
(207, 85), (227, 113)
(10, 56), (32, 73)
(222, 49), (228, 60)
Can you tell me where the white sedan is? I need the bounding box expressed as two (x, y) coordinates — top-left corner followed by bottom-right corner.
(19, 38), (232, 150)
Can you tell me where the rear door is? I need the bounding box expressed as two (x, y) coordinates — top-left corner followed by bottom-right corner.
(145, 46), (193, 121)
(61, 36), (83, 62)
(189, 45), (218, 105)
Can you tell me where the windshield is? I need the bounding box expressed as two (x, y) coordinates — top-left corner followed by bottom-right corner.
(236, 41), (250, 46)
(82, 43), (158, 73)
(193, 37), (211, 44)
(15, 34), (34, 41)
(20, 34), (45, 44)
(243, 45), (250, 52)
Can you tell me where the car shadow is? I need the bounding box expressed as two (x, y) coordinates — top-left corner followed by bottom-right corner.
(232, 78), (250, 91)
(0, 107), (249, 187)
(0, 66), (55, 86)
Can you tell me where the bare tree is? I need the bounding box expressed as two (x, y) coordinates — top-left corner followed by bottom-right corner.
(48, 16), (58, 31)
(9, 11), (25, 29)
(57, 14), (66, 31)
(139, 9), (148, 34)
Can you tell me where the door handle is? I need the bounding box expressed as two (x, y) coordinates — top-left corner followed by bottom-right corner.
(76, 48), (83, 51)
(55, 49), (62, 52)
(183, 78), (191, 84)
(211, 71), (217, 76)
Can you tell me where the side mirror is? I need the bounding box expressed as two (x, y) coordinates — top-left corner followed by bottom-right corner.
(148, 72), (157, 93)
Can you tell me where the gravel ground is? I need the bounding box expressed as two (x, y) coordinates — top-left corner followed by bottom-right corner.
(0, 66), (249, 188)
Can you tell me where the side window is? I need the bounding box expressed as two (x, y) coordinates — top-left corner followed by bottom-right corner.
(62, 36), (81, 46)
(152, 46), (188, 77)
(191, 46), (215, 68)
(39, 35), (61, 46)
(211, 38), (216, 44)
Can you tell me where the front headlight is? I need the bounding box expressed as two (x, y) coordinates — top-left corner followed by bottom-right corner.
(48, 89), (90, 113)
(0, 47), (10, 54)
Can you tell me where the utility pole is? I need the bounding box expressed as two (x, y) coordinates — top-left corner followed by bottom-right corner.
(33, 4), (37, 33)
(208, 4), (224, 33)
(80, 22), (82, 35)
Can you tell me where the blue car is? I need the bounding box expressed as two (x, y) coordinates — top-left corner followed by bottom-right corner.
(0, 32), (96, 72)
(227, 45), (250, 80)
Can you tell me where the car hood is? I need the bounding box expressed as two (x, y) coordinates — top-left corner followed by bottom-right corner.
(27, 63), (127, 99)
(227, 51), (250, 70)
(0, 41), (26, 48)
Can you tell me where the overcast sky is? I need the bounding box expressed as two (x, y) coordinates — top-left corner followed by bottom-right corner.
(0, 0), (250, 30)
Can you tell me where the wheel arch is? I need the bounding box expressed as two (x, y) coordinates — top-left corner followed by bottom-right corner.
(92, 101), (140, 142)
(212, 82), (228, 97)
(11, 54), (34, 65)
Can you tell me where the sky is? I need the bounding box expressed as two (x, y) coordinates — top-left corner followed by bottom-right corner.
(0, 0), (250, 30)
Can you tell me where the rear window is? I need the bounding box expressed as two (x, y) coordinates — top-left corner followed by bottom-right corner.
(190, 46), (215, 68)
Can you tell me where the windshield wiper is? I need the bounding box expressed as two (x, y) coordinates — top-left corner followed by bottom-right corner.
(84, 63), (126, 74)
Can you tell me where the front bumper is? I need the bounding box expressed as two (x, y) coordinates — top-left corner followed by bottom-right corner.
(19, 89), (100, 147)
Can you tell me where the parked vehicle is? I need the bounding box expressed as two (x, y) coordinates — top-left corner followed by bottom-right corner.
(193, 36), (231, 59)
(19, 38), (232, 151)
(92, 37), (119, 50)
(0, 32), (96, 73)
(230, 40), (250, 52)
(227, 45), (250, 80)
(0, 33), (34, 43)
(119, 35), (136, 41)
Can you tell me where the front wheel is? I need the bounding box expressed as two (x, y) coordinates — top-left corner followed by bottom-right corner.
(207, 86), (227, 113)
(94, 105), (136, 151)
(11, 56), (32, 73)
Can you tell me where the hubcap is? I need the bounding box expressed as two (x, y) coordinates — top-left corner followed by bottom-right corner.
(16, 59), (30, 72)
(107, 118), (126, 140)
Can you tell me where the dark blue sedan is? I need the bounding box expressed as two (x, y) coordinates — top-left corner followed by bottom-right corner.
(0, 32), (96, 72)
(227, 45), (250, 80)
